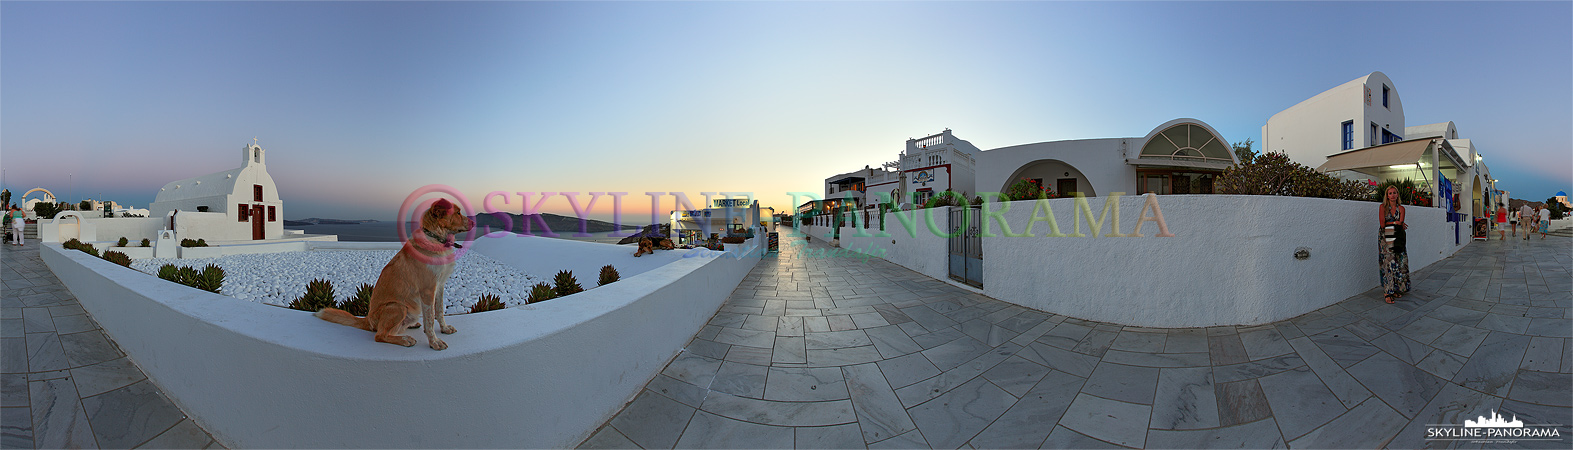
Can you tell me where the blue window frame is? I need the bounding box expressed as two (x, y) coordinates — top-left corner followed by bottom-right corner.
(1382, 85), (1390, 108)
(1341, 121), (1354, 150)
(1371, 123), (1379, 146)
(1382, 129), (1401, 144)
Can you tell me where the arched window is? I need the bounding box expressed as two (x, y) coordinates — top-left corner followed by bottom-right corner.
(1140, 124), (1231, 162)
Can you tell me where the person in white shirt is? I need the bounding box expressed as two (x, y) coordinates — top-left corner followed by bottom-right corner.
(1538, 206), (1552, 239)
(1519, 204), (1534, 239)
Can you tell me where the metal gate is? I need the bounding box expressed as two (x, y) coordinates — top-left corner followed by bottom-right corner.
(948, 206), (983, 288)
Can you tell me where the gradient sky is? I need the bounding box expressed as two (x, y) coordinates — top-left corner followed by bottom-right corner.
(4, 1), (1569, 223)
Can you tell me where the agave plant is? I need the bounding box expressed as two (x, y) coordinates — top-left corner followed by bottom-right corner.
(117, 237), (129, 247)
(598, 265), (620, 286)
(140, 238), (151, 247)
(338, 283), (373, 316)
(157, 264), (180, 281)
(526, 282), (556, 304)
(553, 270), (583, 297)
(470, 293), (505, 314)
(193, 264), (224, 293)
(289, 279), (336, 312)
(101, 251), (132, 268)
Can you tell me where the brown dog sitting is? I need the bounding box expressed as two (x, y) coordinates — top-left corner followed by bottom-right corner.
(634, 238), (654, 257)
(656, 238), (675, 250)
(316, 198), (474, 350)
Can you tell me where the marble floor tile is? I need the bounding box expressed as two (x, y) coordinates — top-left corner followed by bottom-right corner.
(1347, 351), (1446, 418)
(713, 327), (777, 348)
(967, 369), (1080, 449)
(48, 314), (95, 336)
(776, 316), (805, 337)
(1256, 365), (1345, 440)
(1145, 417), (1284, 449)
(1081, 362), (1160, 405)
(742, 314), (779, 332)
(863, 325), (922, 360)
(794, 423), (865, 449)
(1110, 331), (1165, 353)
(1150, 366), (1218, 430)
(674, 411), (795, 449)
(58, 330), (123, 369)
(1508, 370), (1572, 407)
(712, 361), (768, 399)
(81, 379), (184, 449)
(609, 390), (697, 449)
(686, 337), (731, 360)
(1215, 379), (1272, 427)
(20, 308), (54, 334)
(726, 344), (775, 366)
(774, 336), (808, 364)
(577, 425), (638, 449)
(920, 337), (992, 372)
(24, 332), (68, 373)
(866, 428), (929, 449)
(1386, 382), (1505, 449)
(894, 343), (1019, 409)
(1057, 393), (1151, 448)
(765, 366), (849, 401)
(0, 319), (22, 339)
(1522, 336), (1564, 372)
(910, 326), (965, 350)
(875, 352), (941, 390)
(1289, 396), (1408, 449)
(1035, 322), (1091, 350)
(1306, 328), (1380, 368)
(1397, 316), (1455, 344)
(1431, 324), (1491, 357)
(905, 377), (1015, 449)
(0, 374), (25, 408)
(28, 378), (95, 449)
(806, 330), (874, 350)
(807, 345), (884, 367)
(699, 391), (856, 427)
(1452, 331), (1531, 396)
(1015, 342), (1098, 378)
(979, 355), (1047, 398)
(1210, 354), (1305, 384)
(1370, 332), (1433, 364)
(804, 316), (833, 333)
(70, 357), (148, 399)
(1495, 399), (1573, 446)
(1477, 313), (1533, 334)
(841, 363), (915, 444)
(1163, 329), (1209, 353)
(661, 352), (723, 389)
(0, 406), (30, 449)
(1239, 327), (1295, 360)
(1099, 349), (1210, 368)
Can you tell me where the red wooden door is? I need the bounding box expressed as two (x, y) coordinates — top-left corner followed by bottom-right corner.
(252, 205), (264, 240)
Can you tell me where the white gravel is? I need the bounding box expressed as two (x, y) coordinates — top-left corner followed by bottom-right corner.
(131, 250), (544, 314)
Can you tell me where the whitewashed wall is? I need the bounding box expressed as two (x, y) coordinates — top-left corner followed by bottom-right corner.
(835, 195), (1467, 328)
(834, 207), (953, 284)
(41, 241), (760, 449)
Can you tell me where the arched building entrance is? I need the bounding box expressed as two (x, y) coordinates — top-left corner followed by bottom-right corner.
(1128, 120), (1236, 195)
(1000, 159), (1095, 198)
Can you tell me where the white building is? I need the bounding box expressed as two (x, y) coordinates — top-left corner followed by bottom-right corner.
(821, 129), (982, 211)
(148, 142), (285, 240)
(1263, 71), (1406, 169)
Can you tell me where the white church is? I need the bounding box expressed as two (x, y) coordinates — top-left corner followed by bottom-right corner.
(149, 141), (285, 241)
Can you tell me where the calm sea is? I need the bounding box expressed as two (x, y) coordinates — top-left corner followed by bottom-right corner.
(290, 222), (632, 244)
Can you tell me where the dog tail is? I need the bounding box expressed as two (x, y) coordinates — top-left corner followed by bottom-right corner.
(314, 308), (373, 331)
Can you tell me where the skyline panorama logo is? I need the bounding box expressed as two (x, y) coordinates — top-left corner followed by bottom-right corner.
(1426, 409), (1563, 445)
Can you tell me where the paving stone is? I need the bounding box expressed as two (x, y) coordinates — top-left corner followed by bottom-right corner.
(1215, 379), (1272, 427)
(979, 355), (1048, 399)
(863, 324), (922, 359)
(1238, 327), (1295, 360)
(906, 376), (1014, 449)
(794, 423), (865, 449)
(713, 327), (777, 348)
(1386, 381), (1505, 449)
(1145, 417), (1284, 449)
(1508, 370), (1572, 407)
(686, 338), (731, 360)
(765, 366), (848, 401)
(1150, 366), (1218, 431)
(773, 336), (806, 364)
(27, 377), (94, 449)
(920, 336), (992, 372)
(23, 332), (67, 373)
(674, 411), (795, 449)
(1495, 399), (1573, 446)
(1211, 353), (1305, 384)
(1347, 351), (1446, 418)
(1163, 329), (1209, 353)
(806, 330), (873, 351)
(1099, 349), (1210, 368)
(803, 316), (832, 333)
(1370, 332), (1433, 364)
(1522, 336), (1565, 372)
(807, 345), (883, 367)
(841, 363), (915, 444)
(1477, 313), (1533, 334)
(968, 369), (1081, 449)
(1414, 348), (1468, 381)
(1081, 362), (1160, 405)
(1452, 331), (1531, 396)
(1036, 322), (1091, 350)
(867, 428), (930, 449)
(1057, 392), (1151, 448)
(1397, 316), (1455, 343)
(1289, 396), (1408, 449)
(700, 391), (856, 427)
(909, 326), (965, 350)
(1256, 365), (1346, 440)
(895, 343), (1020, 408)
(1431, 324), (1491, 357)
(1015, 342), (1098, 378)
(725, 344), (774, 365)
(1, 406), (31, 449)
(577, 425), (638, 449)
(80, 379), (184, 449)
(661, 352), (723, 389)
(57, 330), (123, 369)
(1306, 328), (1380, 368)
(712, 361), (768, 399)
(1110, 330), (1165, 353)
(1527, 318), (1572, 338)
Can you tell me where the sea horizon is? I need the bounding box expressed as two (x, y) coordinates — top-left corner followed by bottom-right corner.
(289, 221), (634, 244)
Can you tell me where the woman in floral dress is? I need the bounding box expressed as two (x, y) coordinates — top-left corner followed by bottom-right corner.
(1379, 186), (1410, 303)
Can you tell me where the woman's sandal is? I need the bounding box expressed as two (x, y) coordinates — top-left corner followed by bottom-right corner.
(1384, 296), (1395, 304)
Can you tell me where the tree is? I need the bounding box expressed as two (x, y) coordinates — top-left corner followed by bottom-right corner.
(79, 200), (92, 211)
(1232, 138), (1257, 164)
(0, 189), (10, 209)
(1546, 197), (1568, 220)
(33, 202), (59, 220)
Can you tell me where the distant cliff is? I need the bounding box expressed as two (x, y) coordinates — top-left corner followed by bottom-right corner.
(472, 212), (640, 235)
(282, 218), (381, 226)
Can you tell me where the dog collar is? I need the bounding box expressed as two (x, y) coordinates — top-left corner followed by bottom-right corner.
(422, 229), (462, 248)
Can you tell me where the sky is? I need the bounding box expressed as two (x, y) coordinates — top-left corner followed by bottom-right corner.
(3, 1), (1570, 223)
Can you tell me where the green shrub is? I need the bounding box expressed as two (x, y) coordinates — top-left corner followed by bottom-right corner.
(63, 239), (100, 257)
(180, 238), (210, 248)
(117, 237), (128, 247)
(1217, 152), (1371, 201)
(553, 270), (583, 297)
(139, 238), (151, 247)
(923, 189), (969, 209)
(470, 293), (505, 314)
(194, 264), (224, 293)
(338, 283), (373, 316)
(289, 279), (336, 312)
(1004, 178), (1059, 201)
(526, 282), (556, 304)
(598, 265), (620, 286)
(197, 238), (207, 247)
(158, 264), (180, 281)
(720, 236), (745, 244)
(101, 251), (132, 268)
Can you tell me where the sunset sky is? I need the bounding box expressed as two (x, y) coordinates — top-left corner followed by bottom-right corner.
(3, 1), (1569, 224)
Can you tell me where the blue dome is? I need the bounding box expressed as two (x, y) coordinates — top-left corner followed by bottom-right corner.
(1560, 191), (1568, 196)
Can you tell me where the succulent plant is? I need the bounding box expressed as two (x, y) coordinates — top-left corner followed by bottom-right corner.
(289, 279), (336, 312)
(101, 251), (132, 268)
(140, 238), (151, 247)
(553, 270), (583, 297)
(117, 237), (128, 247)
(157, 264), (180, 281)
(197, 238), (207, 247)
(526, 282), (556, 304)
(194, 264), (224, 293)
(598, 265), (620, 286)
(338, 283), (373, 316)
(470, 293), (505, 314)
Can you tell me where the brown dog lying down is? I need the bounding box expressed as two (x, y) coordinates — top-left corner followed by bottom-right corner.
(634, 238), (655, 257)
(316, 199), (474, 350)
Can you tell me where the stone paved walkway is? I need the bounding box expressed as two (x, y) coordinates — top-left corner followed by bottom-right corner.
(580, 227), (1572, 449)
(1, 239), (223, 449)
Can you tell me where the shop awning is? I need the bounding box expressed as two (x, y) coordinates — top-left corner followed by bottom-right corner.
(1316, 139), (1431, 173)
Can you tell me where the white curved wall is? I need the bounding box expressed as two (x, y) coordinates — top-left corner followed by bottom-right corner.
(839, 195), (1468, 328)
(42, 240), (759, 449)
(974, 138), (1136, 201)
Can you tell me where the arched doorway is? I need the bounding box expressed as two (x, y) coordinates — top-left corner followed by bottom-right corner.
(1132, 122), (1234, 194)
(1000, 159), (1095, 198)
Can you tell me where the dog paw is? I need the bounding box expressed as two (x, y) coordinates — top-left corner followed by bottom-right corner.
(441, 325), (457, 334)
(429, 338), (448, 351)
